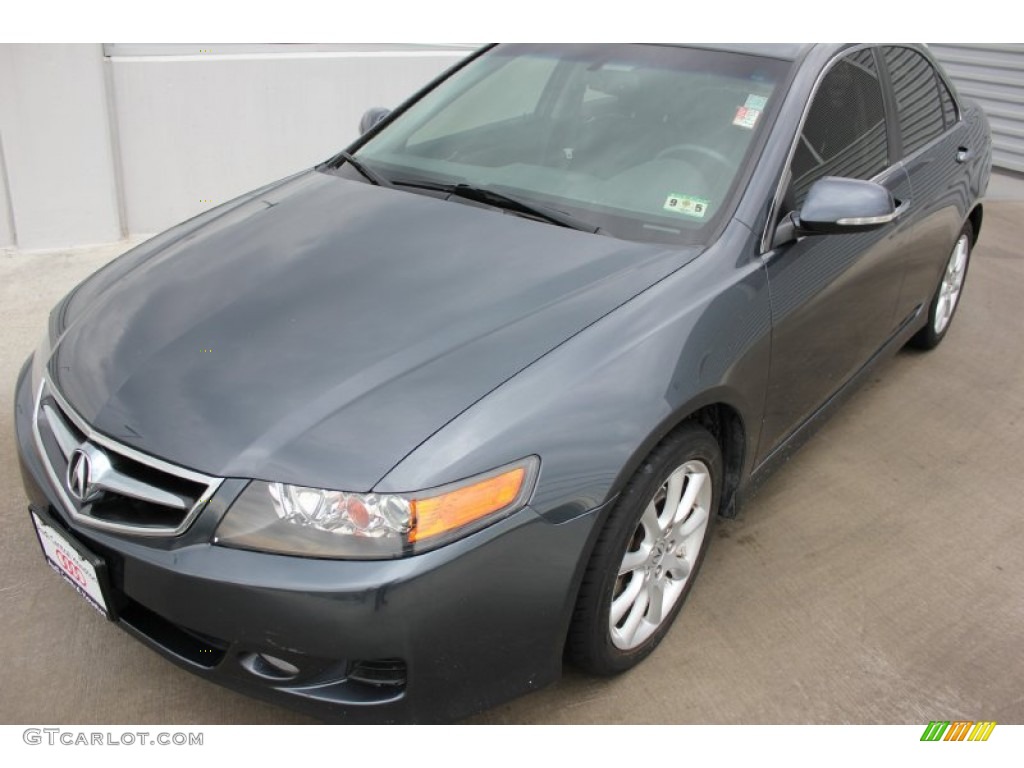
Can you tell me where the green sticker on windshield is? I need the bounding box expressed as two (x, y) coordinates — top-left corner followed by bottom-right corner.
(745, 93), (768, 110)
(664, 193), (710, 219)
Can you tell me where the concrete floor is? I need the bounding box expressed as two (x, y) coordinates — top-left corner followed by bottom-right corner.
(1, 205), (1022, 725)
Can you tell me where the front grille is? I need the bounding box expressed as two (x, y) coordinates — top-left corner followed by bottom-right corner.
(33, 380), (222, 536)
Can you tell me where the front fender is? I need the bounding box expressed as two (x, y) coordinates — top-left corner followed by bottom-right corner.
(375, 222), (771, 523)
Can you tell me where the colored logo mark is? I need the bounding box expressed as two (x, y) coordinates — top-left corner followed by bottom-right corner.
(920, 720), (996, 742)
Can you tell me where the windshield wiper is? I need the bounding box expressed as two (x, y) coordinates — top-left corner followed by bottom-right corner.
(332, 152), (393, 188)
(455, 185), (603, 234)
(392, 179), (602, 234)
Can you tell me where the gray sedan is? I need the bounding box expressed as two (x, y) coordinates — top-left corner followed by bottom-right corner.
(14, 43), (991, 722)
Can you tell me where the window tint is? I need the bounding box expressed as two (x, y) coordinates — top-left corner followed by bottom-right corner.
(883, 46), (947, 155)
(789, 49), (888, 208)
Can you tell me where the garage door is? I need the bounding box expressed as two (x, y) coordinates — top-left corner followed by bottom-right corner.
(930, 44), (1024, 174)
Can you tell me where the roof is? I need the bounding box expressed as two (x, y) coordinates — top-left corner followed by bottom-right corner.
(662, 43), (814, 61)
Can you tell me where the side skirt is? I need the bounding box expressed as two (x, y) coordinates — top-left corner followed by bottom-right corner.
(732, 304), (926, 516)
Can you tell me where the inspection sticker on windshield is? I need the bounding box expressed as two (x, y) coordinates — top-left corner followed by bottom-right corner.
(664, 193), (710, 219)
(733, 106), (761, 130)
(745, 94), (768, 110)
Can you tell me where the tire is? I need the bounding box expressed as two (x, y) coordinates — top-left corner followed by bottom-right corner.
(567, 422), (723, 675)
(909, 222), (973, 351)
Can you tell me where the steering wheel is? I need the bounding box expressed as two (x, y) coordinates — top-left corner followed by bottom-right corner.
(654, 144), (734, 176)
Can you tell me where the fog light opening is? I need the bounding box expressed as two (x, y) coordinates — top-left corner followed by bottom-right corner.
(240, 652), (301, 681)
(348, 658), (407, 688)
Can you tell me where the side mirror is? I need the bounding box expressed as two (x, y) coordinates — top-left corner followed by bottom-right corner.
(799, 177), (897, 234)
(773, 176), (899, 247)
(359, 107), (391, 135)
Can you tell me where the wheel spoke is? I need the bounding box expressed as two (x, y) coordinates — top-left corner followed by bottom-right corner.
(676, 504), (708, 540)
(665, 552), (691, 581)
(646, 580), (665, 625)
(954, 238), (968, 272)
(936, 295), (951, 328)
(610, 573), (645, 624)
(661, 471), (684, 532)
(640, 500), (660, 539)
(618, 544), (650, 576)
(618, 583), (650, 646)
(673, 471), (706, 527)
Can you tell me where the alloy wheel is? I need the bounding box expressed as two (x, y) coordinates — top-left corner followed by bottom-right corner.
(609, 459), (712, 650)
(934, 234), (970, 335)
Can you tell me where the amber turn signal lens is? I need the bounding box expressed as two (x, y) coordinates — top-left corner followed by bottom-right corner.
(410, 466), (527, 542)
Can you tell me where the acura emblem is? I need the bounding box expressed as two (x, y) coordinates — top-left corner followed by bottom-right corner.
(67, 448), (97, 503)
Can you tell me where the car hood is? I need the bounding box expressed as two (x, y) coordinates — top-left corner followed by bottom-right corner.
(51, 170), (700, 491)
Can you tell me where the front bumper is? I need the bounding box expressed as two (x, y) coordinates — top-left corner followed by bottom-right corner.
(14, 357), (604, 722)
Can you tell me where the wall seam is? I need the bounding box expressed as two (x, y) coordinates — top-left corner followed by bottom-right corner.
(102, 50), (129, 239)
(0, 131), (18, 248)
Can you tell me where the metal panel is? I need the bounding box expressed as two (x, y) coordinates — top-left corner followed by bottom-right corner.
(930, 44), (1024, 174)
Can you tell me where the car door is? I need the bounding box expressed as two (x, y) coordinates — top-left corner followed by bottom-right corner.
(880, 45), (975, 324)
(756, 47), (914, 463)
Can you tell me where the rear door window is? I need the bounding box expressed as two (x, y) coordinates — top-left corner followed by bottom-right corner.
(882, 46), (948, 156)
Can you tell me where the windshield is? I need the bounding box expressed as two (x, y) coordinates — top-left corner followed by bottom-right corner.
(349, 44), (791, 244)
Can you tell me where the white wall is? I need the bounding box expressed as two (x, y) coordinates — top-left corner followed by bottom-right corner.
(0, 44), (121, 249)
(109, 48), (470, 235)
(0, 44), (472, 251)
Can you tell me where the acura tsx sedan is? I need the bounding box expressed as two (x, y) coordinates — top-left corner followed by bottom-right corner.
(15, 43), (991, 722)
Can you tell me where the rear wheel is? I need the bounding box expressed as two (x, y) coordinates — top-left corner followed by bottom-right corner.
(910, 222), (973, 350)
(567, 423), (722, 675)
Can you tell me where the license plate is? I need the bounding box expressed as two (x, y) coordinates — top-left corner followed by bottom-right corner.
(32, 511), (109, 618)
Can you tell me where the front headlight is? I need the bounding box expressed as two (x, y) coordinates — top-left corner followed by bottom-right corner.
(214, 456), (539, 559)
